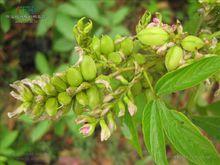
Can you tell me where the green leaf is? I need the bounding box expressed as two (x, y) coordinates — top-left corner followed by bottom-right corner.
(1, 13), (10, 33)
(54, 120), (65, 137)
(111, 7), (129, 25)
(192, 116), (220, 141)
(53, 38), (74, 52)
(0, 131), (18, 149)
(35, 52), (52, 75)
(37, 8), (56, 36)
(30, 120), (52, 142)
(72, 0), (100, 21)
(158, 101), (220, 164)
(58, 3), (84, 17)
(55, 13), (74, 41)
(123, 111), (142, 157)
(142, 101), (168, 165)
(155, 56), (220, 95)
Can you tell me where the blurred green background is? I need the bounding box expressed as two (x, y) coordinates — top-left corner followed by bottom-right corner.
(0, 0), (216, 164)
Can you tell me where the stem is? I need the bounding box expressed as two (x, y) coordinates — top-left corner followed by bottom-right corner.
(143, 71), (155, 94)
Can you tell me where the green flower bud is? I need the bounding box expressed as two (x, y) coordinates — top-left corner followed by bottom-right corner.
(66, 67), (83, 87)
(137, 27), (169, 46)
(181, 35), (204, 52)
(86, 86), (100, 109)
(133, 53), (146, 65)
(58, 92), (72, 106)
(165, 46), (183, 71)
(43, 83), (57, 96)
(108, 52), (122, 65)
(80, 123), (96, 137)
(107, 112), (116, 133)
(76, 92), (88, 106)
(100, 119), (111, 141)
(8, 102), (31, 118)
(51, 76), (67, 92)
(123, 96), (137, 116)
(100, 35), (114, 55)
(80, 55), (97, 81)
(117, 101), (125, 117)
(55, 72), (67, 83)
(116, 75), (129, 85)
(120, 38), (133, 55)
(45, 97), (59, 116)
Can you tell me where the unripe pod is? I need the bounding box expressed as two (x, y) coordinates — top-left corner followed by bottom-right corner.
(43, 83), (57, 96)
(117, 100), (125, 117)
(120, 38), (133, 55)
(32, 84), (45, 95)
(66, 68), (83, 87)
(181, 35), (204, 52)
(165, 46), (183, 71)
(91, 36), (101, 57)
(86, 86), (100, 109)
(51, 76), (67, 92)
(58, 92), (72, 106)
(80, 55), (97, 81)
(133, 53), (146, 65)
(100, 35), (114, 55)
(45, 97), (59, 116)
(108, 52), (122, 65)
(32, 102), (44, 118)
(137, 27), (169, 46)
(76, 91), (88, 106)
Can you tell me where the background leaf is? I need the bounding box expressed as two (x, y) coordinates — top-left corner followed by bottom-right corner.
(1, 13), (10, 33)
(123, 111), (142, 157)
(30, 120), (52, 142)
(35, 52), (52, 75)
(0, 131), (18, 149)
(142, 101), (168, 165)
(111, 7), (129, 25)
(192, 116), (220, 141)
(53, 38), (74, 52)
(37, 8), (56, 36)
(158, 101), (220, 164)
(55, 13), (75, 41)
(155, 56), (220, 95)
(58, 3), (84, 17)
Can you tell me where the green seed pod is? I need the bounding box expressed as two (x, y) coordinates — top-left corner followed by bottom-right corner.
(80, 55), (97, 81)
(43, 83), (57, 96)
(114, 34), (122, 50)
(91, 36), (101, 57)
(86, 86), (100, 109)
(51, 76), (67, 92)
(120, 38), (133, 55)
(32, 84), (45, 95)
(133, 53), (146, 65)
(45, 97), (59, 116)
(58, 92), (72, 106)
(181, 35), (204, 52)
(76, 91), (88, 106)
(21, 85), (33, 102)
(165, 46), (183, 71)
(137, 27), (169, 46)
(66, 67), (83, 87)
(108, 52), (122, 65)
(100, 35), (114, 55)
(32, 103), (44, 118)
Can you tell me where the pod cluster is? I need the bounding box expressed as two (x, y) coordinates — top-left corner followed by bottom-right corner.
(9, 11), (216, 141)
